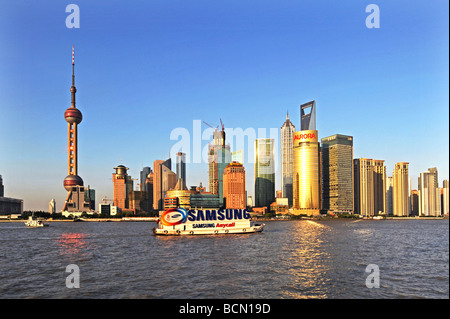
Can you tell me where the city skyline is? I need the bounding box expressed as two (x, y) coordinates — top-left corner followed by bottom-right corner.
(0, 1), (448, 211)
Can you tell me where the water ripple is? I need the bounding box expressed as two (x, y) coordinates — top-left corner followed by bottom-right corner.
(0, 219), (448, 298)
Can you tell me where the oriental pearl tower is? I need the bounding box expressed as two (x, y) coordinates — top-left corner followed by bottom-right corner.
(63, 46), (84, 191)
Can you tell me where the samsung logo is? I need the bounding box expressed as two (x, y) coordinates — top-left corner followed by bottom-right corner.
(187, 209), (250, 222)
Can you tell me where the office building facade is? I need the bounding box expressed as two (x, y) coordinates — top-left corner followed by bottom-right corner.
(113, 165), (133, 210)
(293, 130), (321, 214)
(223, 162), (246, 209)
(208, 128), (231, 207)
(153, 158), (177, 211)
(176, 152), (187, 189)
(321, 134), (354, 213)
(292, 101), (321, 215)
(280, 112), (295, 207)
(140, 167), (152, 192)
(255, 138), (275, 208)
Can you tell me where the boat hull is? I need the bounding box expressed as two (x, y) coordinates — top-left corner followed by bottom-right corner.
(153, 224), (264, 236)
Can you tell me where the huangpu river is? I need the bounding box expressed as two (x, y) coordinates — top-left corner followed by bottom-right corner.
(0, 219), (448, 299)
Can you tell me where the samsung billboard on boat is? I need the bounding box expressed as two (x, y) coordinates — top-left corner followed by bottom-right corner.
(160, 208), (251, 226)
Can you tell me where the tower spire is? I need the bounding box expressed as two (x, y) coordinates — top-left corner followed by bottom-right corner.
(71, 45), (77, 108)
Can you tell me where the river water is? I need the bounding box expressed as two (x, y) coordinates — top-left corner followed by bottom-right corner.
(0, 219), (448, 299)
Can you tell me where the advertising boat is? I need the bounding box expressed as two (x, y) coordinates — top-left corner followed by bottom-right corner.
(152, 208), (264, 236)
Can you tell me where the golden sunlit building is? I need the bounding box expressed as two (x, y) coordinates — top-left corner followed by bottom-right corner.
(393, 162), (410, 216)
(292, 130), (321, 215)
(164, 178), (191, 210)
(223, 162), (246, 209)
(353, 158), (386, 216)
(292, 101), (321, 216)
(113, 165), (133, 210)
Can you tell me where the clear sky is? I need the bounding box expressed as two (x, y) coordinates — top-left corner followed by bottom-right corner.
(0, 0), (448, 211)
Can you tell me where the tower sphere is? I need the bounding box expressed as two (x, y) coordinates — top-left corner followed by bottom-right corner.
(64, 107), (83, 124)
(63, 174), (84, 191)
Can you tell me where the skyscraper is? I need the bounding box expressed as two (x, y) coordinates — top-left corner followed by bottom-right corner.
(293, 100), (321, 215)
(176, 152), (187, 189)
(254, 138), (275, 208)
(208, 127), (231, 207)
(48, 198), (56, 214)
(144, 171), (154, 211)
(300, 100), (316, 131)
(223, 161), (246, 209)
(386, 177), (394, 215)
(353, 158), (386, 216)
(62, 46), (91, 213)
(411, 189), (419, 216)
(140, 167), (152, 192)
(393, 162), (410, 216)
(321, 134), (354, 213)
(418, 167), (441, 216)
(113, 165), (133, 210)
(442, 180), (449, 215)
(280, 112), (295, 207)
(153, 158), (177, 211)
(0, 175), (3, 197)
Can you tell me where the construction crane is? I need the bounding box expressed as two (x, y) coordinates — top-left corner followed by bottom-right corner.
(102, 196), (113, 204)
(202, 121), (219, 130)
(203, 119), (224, 131)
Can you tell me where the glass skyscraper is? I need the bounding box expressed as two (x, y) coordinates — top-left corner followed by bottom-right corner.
(321, 134), (354, 213)
(280, 112), (295, 207)
(208, 129), (231, 207)
(176, 152), (186, 188)
(254, 138), (275, 208)
(293, 100), (321, 215)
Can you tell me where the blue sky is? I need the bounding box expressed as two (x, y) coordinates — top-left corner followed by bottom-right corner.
(0, 0), (448, 211)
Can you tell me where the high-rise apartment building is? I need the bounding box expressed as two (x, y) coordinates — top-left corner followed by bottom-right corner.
(223, 162), (246, 209)
(442, 180), (449, 215)
(419, 167), (441, 216)
(393, 162), (410, 216)
(293, 101), (321, 215)
(280, 112), (295, 207)
(411, 189), (419, 216)
(386, 177), (394, 215)
(255, 138), (275, 208)
(153, 159), (177, 211)
(321, 134), (353, 213)
(353, 158), (386, 216)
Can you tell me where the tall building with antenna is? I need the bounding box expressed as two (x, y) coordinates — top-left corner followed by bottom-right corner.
(62, 46), (92, 214)
(280, 112), (295, 207)
(206, 120), (231, 207)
